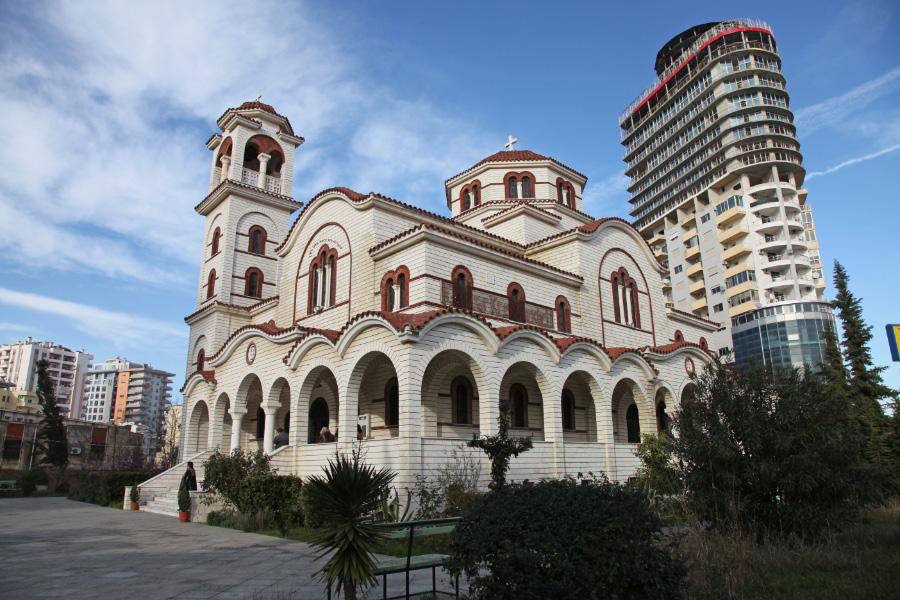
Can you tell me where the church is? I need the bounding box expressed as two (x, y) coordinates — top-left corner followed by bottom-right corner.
(176, 100), (718, 491)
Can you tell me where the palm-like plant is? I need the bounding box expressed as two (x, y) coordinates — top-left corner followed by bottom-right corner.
(305, 449), (396, 600)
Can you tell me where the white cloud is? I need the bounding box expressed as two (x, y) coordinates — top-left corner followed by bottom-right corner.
(581, 173), (630, 218)
(806, 143), (900, 180)
(0, 322), (35, 335)
(794, 66), (900, 136)
(0, 287), (187, 350)
(0, 1), (493, 285)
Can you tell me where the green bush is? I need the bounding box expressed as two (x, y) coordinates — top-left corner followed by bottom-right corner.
(236, 475), (302, 527)
(634, 433), (680, 495)
(447, 477), (686, 600)
(201, 448), (273, 509)
(206, 508), (237, 527)
(55, 480), (70, 495)
(108, 501), (124, 510)
(101, 471), (152, 506)
(234, 508), (278, 532)
(16, 468), (48, 497)
(178, 487), (190, 513)
(68, 472), (104, 504)
(299, 481), (328, 529)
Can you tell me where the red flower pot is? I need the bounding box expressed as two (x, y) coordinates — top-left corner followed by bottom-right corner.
(179, 511), (190, 523)
(130, 502), (139, 511)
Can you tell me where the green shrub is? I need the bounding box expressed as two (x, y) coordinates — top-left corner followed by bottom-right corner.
(55, 480), (70, 495)
(101, 471), (151, 506)
(201, 448), (273, 509)
(16, 468), (47, 497)
(206, 508), (236, 528)
(236, 475), (303, 527)
(447, 477), (685, 600)
(634, 433), (680, 495)
(178, 487), (190, 513)
(299, 481), (327, 529)
(68, 472), (104, 504)
(108, 501), (123, 510)
(235, 508), (278, 532)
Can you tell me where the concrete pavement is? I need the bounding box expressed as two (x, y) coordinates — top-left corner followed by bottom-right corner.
(0, 498), (462, 599)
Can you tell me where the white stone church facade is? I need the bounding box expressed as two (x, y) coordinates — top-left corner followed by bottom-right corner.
(177, 101), (718, 490)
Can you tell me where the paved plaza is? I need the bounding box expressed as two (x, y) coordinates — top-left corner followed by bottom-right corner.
(0, 498), (462, 599)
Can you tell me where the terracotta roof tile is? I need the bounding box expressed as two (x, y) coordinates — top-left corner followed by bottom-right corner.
(668, 308), (721, 327)
(216, 101), (294, 135)
(445, 150), (588, 183)
(481, 202), (561, 224)
(195, 179), (301, 213)
(180, 369), (216, 393)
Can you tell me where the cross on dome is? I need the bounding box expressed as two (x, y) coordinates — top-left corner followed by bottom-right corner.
(256, 92), (262, 102)
(505, 135), (518, 151)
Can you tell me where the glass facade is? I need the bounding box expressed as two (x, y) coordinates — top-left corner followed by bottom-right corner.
(731, 302), (835, 370)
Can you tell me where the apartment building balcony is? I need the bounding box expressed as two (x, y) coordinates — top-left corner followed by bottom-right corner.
(722, 244), (752, 262)
(762, 277), (793, 291)
(718, 224), (749, 245)
(794, 255), (812, 268)
(654, 246), (668, 259)
(689, 279), (707, 296)
(760, 254), (793, 271)
(685, 244), (701, 260)
(716, 205), (746, 226)
(729, 299), (761, 317)
(749, 196), (779, 213)
(691, 297), (709, 312)
(647, 231), (666, 246)
(686, 262), (704, 278)
(662, 277), (672, 291)
(680, 213), (697, 227)
(755, 217), (785, 233)
(726, 281), (757, 298)
(683, 225), (698, 240)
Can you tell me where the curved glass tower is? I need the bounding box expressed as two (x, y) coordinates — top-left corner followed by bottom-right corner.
(619, 19), (834, 369)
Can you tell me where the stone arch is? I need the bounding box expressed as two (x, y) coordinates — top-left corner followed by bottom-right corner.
(498, 361), (554, 442)
(347, 350), (400, 439)
(420, 349), (484, 439)
(265, 377), (291, 449)
(680, 382), (698, 406)
(610, 377), (647, 444)
(235, 211), (279, 247)
(186, 400), (210, 454)
(561, 370), (602, 442)
(296, 364), (339, 445)
(654, 386), (674, 433)
(235, 373), (264, 451)
(191, 335), (208, 373)
(212, 392), (232, 451)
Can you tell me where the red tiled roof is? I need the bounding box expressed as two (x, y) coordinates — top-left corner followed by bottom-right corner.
(247, 295), (280, 311)
(667, 308), (721, 327)
(180, 370), (216, 393)
(644, 340), (713, 356)
(445, 150), (588, 183)
(205, 323), (304, 363)
(368, 223), (583, 280)
(216, 101), (294, 134)
(481, 202), (561, 224)
(195, 179), (301, 213)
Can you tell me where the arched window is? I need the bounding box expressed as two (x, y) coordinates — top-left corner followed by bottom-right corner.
(557, 179), (574, 207)
(206, 270), (216, 300)
(556, 296), (570, 333)
(611, 268), (640, 328)
(564, 187), (572, 207)
(699, 337), (709, 351)
(197, 349), (205, 372)
(245, 268), (263, 298)
(510, 384), (528, 429)
(386, 277), (395, 312)
(385, 378), (399, 428)
(248, 226), (267, 255)
(562, 390), (575, 431)
(451, 376), (473, 425)
(674, 330), (684, 343)
(464, 190), (471, 211)
(310, 263), (319, 311)
(211, 228), (221, 255)
(558, 182), (564, 204)
(451, 266), (472, 310)
(656, 401), (668, 433)
(472, 184), (479, 206)
(398, 273), (407, 308)
(508, 177), (518, 199)
(626, 404), (640, 443)
(256, 406), (266, 440)
(507, 283), (525, 322)
(327, 255), (335, 306)
(521, 176), (531, 199)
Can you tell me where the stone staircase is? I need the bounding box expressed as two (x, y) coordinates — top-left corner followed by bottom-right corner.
(139, 450), (210, 518)
(268, 445), (293, 473)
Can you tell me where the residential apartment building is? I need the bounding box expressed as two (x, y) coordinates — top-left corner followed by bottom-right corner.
(81, 359), (174, 435)
(0, 338), (93, 417)
(619, 19), (835, 369)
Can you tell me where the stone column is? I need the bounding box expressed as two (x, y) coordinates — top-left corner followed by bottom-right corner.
(262, 406), (277, 454)
(258, 153), (271, 190)
(229, 409), (246, 453)
(219, 155), (231, 183)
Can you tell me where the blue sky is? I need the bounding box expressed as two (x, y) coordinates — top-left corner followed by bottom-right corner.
(1, 0), (898, 400)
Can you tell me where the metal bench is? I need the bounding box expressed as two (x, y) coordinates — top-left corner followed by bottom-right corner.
(327, 517), (460, 600)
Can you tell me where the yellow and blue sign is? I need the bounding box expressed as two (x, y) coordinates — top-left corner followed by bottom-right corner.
(887, 325), (900, 362)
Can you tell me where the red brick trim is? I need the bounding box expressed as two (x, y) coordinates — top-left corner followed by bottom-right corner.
(555, 177), (576, 208)
(246, 134), (283, 159)
(503, 171), (537, 199)
(206, 269), (217, 300)
(244, 267), (264, 298)
(292, 222), (352, 323)
(506, 282), (526, 322)
(211, 227), (222, 255)
(599, 247), (656, 346)
(458, 179), (482, 212)
(673, 330), (684, 343)
(215, 137), (233, 167)
(555, 295), (571, 333)
(306, 245), (339, 315)
(380, 266), (411, 312)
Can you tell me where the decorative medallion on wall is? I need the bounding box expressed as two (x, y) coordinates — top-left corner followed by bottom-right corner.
(246, 343), (257, 365)
(684, 356), (695, 375)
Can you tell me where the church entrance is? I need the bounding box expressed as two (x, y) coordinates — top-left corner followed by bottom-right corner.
(308, 397), (329, 444)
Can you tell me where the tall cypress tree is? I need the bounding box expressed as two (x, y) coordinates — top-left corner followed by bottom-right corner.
(36, 359), (68, 481)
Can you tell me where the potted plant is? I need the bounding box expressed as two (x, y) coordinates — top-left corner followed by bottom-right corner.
(178, 487), (191, 523)
(130, 485), (140, 511)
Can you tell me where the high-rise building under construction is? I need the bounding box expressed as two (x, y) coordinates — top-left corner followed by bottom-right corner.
(619, 19), (835, 369)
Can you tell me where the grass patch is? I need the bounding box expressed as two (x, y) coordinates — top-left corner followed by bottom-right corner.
(251, 526), (449, 558)
(108, 500), (124, 510)
(683, 505), (900, 600)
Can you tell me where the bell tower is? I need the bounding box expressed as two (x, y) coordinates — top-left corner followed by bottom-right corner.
(185, 100), (304, 378)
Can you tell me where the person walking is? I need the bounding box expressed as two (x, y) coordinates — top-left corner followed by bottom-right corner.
(180, 461), (197, 491)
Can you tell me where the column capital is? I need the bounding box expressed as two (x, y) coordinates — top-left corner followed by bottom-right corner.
(229, 408), (247, 418)
(257, 152), (271, 162)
